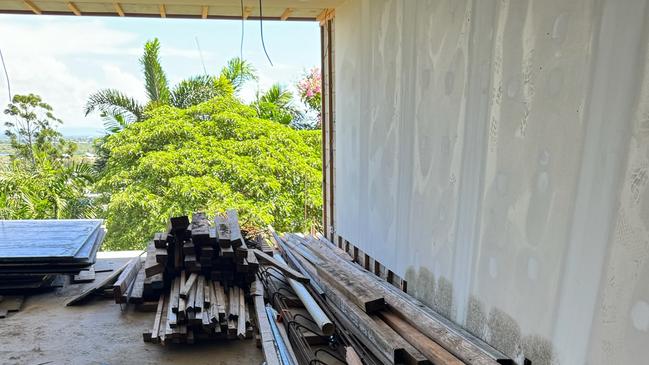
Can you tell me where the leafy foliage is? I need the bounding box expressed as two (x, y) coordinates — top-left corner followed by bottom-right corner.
(1, 94), (98, 220)
(4, 94), (75, 164)
(220, 57), (258, 92)
(97, 96), (322, 250)
(141, 38), (171, 104)
(84, 89), (145, 123)
(0, 157), (97, 219)
(253, 83), (303, 126)
(171, 75), (233, 109)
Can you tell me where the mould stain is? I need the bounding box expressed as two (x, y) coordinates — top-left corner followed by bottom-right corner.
(405, 266), (437, 309)
(522, 335), (556, 365)
(487, 308), (522, 359)
(466, 295), (487, 339)
(433, 276), (454, 320)
(404, 269), (558, 365)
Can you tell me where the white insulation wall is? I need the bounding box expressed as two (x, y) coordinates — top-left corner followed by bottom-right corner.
(333, 0), (649, 364)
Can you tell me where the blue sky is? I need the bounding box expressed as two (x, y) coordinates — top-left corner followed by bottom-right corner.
(0, 14), (320, 136)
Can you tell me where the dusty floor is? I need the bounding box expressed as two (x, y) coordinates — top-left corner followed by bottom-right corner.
(0, 252), (264, 365)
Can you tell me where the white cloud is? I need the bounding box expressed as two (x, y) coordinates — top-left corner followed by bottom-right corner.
(0, 15), (319, 136)
(0, 16), (143, 136)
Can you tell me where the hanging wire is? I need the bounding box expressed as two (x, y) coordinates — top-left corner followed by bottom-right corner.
(0, 46), (11, 102)
(194, 36), (208, 75)
(239, 0), (245, 60)
(258, 0), (273, 66)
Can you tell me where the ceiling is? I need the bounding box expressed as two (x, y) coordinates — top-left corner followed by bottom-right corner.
(0, 0), (342, 20)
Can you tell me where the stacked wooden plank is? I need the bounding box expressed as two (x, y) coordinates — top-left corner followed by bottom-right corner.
(143, 271), (254, 344)
(138, 210), (259, 345)
(275, 232), (514, 365)
(0, 220), (105, 293)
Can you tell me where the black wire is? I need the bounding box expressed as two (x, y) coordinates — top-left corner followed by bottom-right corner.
(258, 0), (273, 66)
(0, 47), (11, 102)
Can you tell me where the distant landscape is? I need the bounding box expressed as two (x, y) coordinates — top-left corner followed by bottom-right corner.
(0, 137), (96, 160)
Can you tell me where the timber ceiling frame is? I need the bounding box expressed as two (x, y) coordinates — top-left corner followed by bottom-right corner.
(0, 0), (342, 20)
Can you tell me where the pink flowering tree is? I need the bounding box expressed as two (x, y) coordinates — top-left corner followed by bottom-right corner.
(296, 68), (322, 127)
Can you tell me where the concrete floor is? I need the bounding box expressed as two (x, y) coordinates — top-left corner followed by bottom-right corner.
(0, 252), (264, 365)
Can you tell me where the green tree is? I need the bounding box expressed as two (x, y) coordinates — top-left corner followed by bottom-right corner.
(0, 95), (97, 220)
(0, 157), (97, 219)
(97, 96), (321, 250)
(85, 39), (254, 127)
(3, 94), (75, 165)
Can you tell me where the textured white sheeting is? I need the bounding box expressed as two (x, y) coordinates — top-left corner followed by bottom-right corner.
(334, 0), (649, 363)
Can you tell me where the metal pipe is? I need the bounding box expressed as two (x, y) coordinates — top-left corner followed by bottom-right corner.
(274, 254), (335, 336)
(266, 306), (297, 365)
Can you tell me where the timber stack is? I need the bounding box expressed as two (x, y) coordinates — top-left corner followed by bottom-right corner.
(270, 231), (517, 365)
(114, 209), (268, 344)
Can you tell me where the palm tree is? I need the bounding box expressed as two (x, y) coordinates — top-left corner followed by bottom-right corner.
(220, 57), (258, 92)
(85, 39), (256, 129)
(253, 83), (303, 125)
(84, 38), (166, 125)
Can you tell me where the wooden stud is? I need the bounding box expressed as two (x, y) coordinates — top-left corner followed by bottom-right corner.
(280, 8), (292, 21)
(150, 294), (165, 343)
(253, 249), (310, 284)
(67, 2), (81, 16)
(379, 310), (464, 365)
(23, 0), (41, 14)
(113, 2), (124, 16)
(180, 273), (197, 298)
(243, 6), (252, 20)
(159, 4), (166, 18)
(237, 287), (246, 339)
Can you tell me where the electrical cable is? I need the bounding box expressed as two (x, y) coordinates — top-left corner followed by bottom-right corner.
(240, 0), (245, 60)
(0, 46), (11, 102)
(258, 0), (273, 66)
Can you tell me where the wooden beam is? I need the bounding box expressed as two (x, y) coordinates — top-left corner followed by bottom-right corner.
(317, 8), (335, 26)
(113, 2), (124, 16)
(65, 258), (132, 306)
(243, 6), (252, 20)
(379, 311), (464, 365)
(253, 249), (309, 284)
(113, 256), (143, 303)
(316, 261), (386, 314)
(280, 8), (292, 21)
(23, 0), (41, 15)
(67, 2), (81, 16)
(159, 4), (166, 18)
(201, 5), (208, 19)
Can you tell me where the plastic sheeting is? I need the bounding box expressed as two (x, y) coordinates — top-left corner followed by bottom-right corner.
(333, 0), (649, 363)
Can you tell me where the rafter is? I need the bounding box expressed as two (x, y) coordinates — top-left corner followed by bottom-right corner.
(113, 2), (124, 16)
(316, 8), (335, 25)
(159, 4), (166, 18)
(280, 8), (292, 21)
(201, 5), (208, 19)
(243, 6), (252, 20)
(67, 2), (81, 16)
(23, 0), (41, 14)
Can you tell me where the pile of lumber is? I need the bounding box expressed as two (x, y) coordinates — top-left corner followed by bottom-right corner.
(0, 219), (105, 293)
(273, 232), (515, 365)
(143, 271), (254, 344)
(136, 210), (261, 344)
